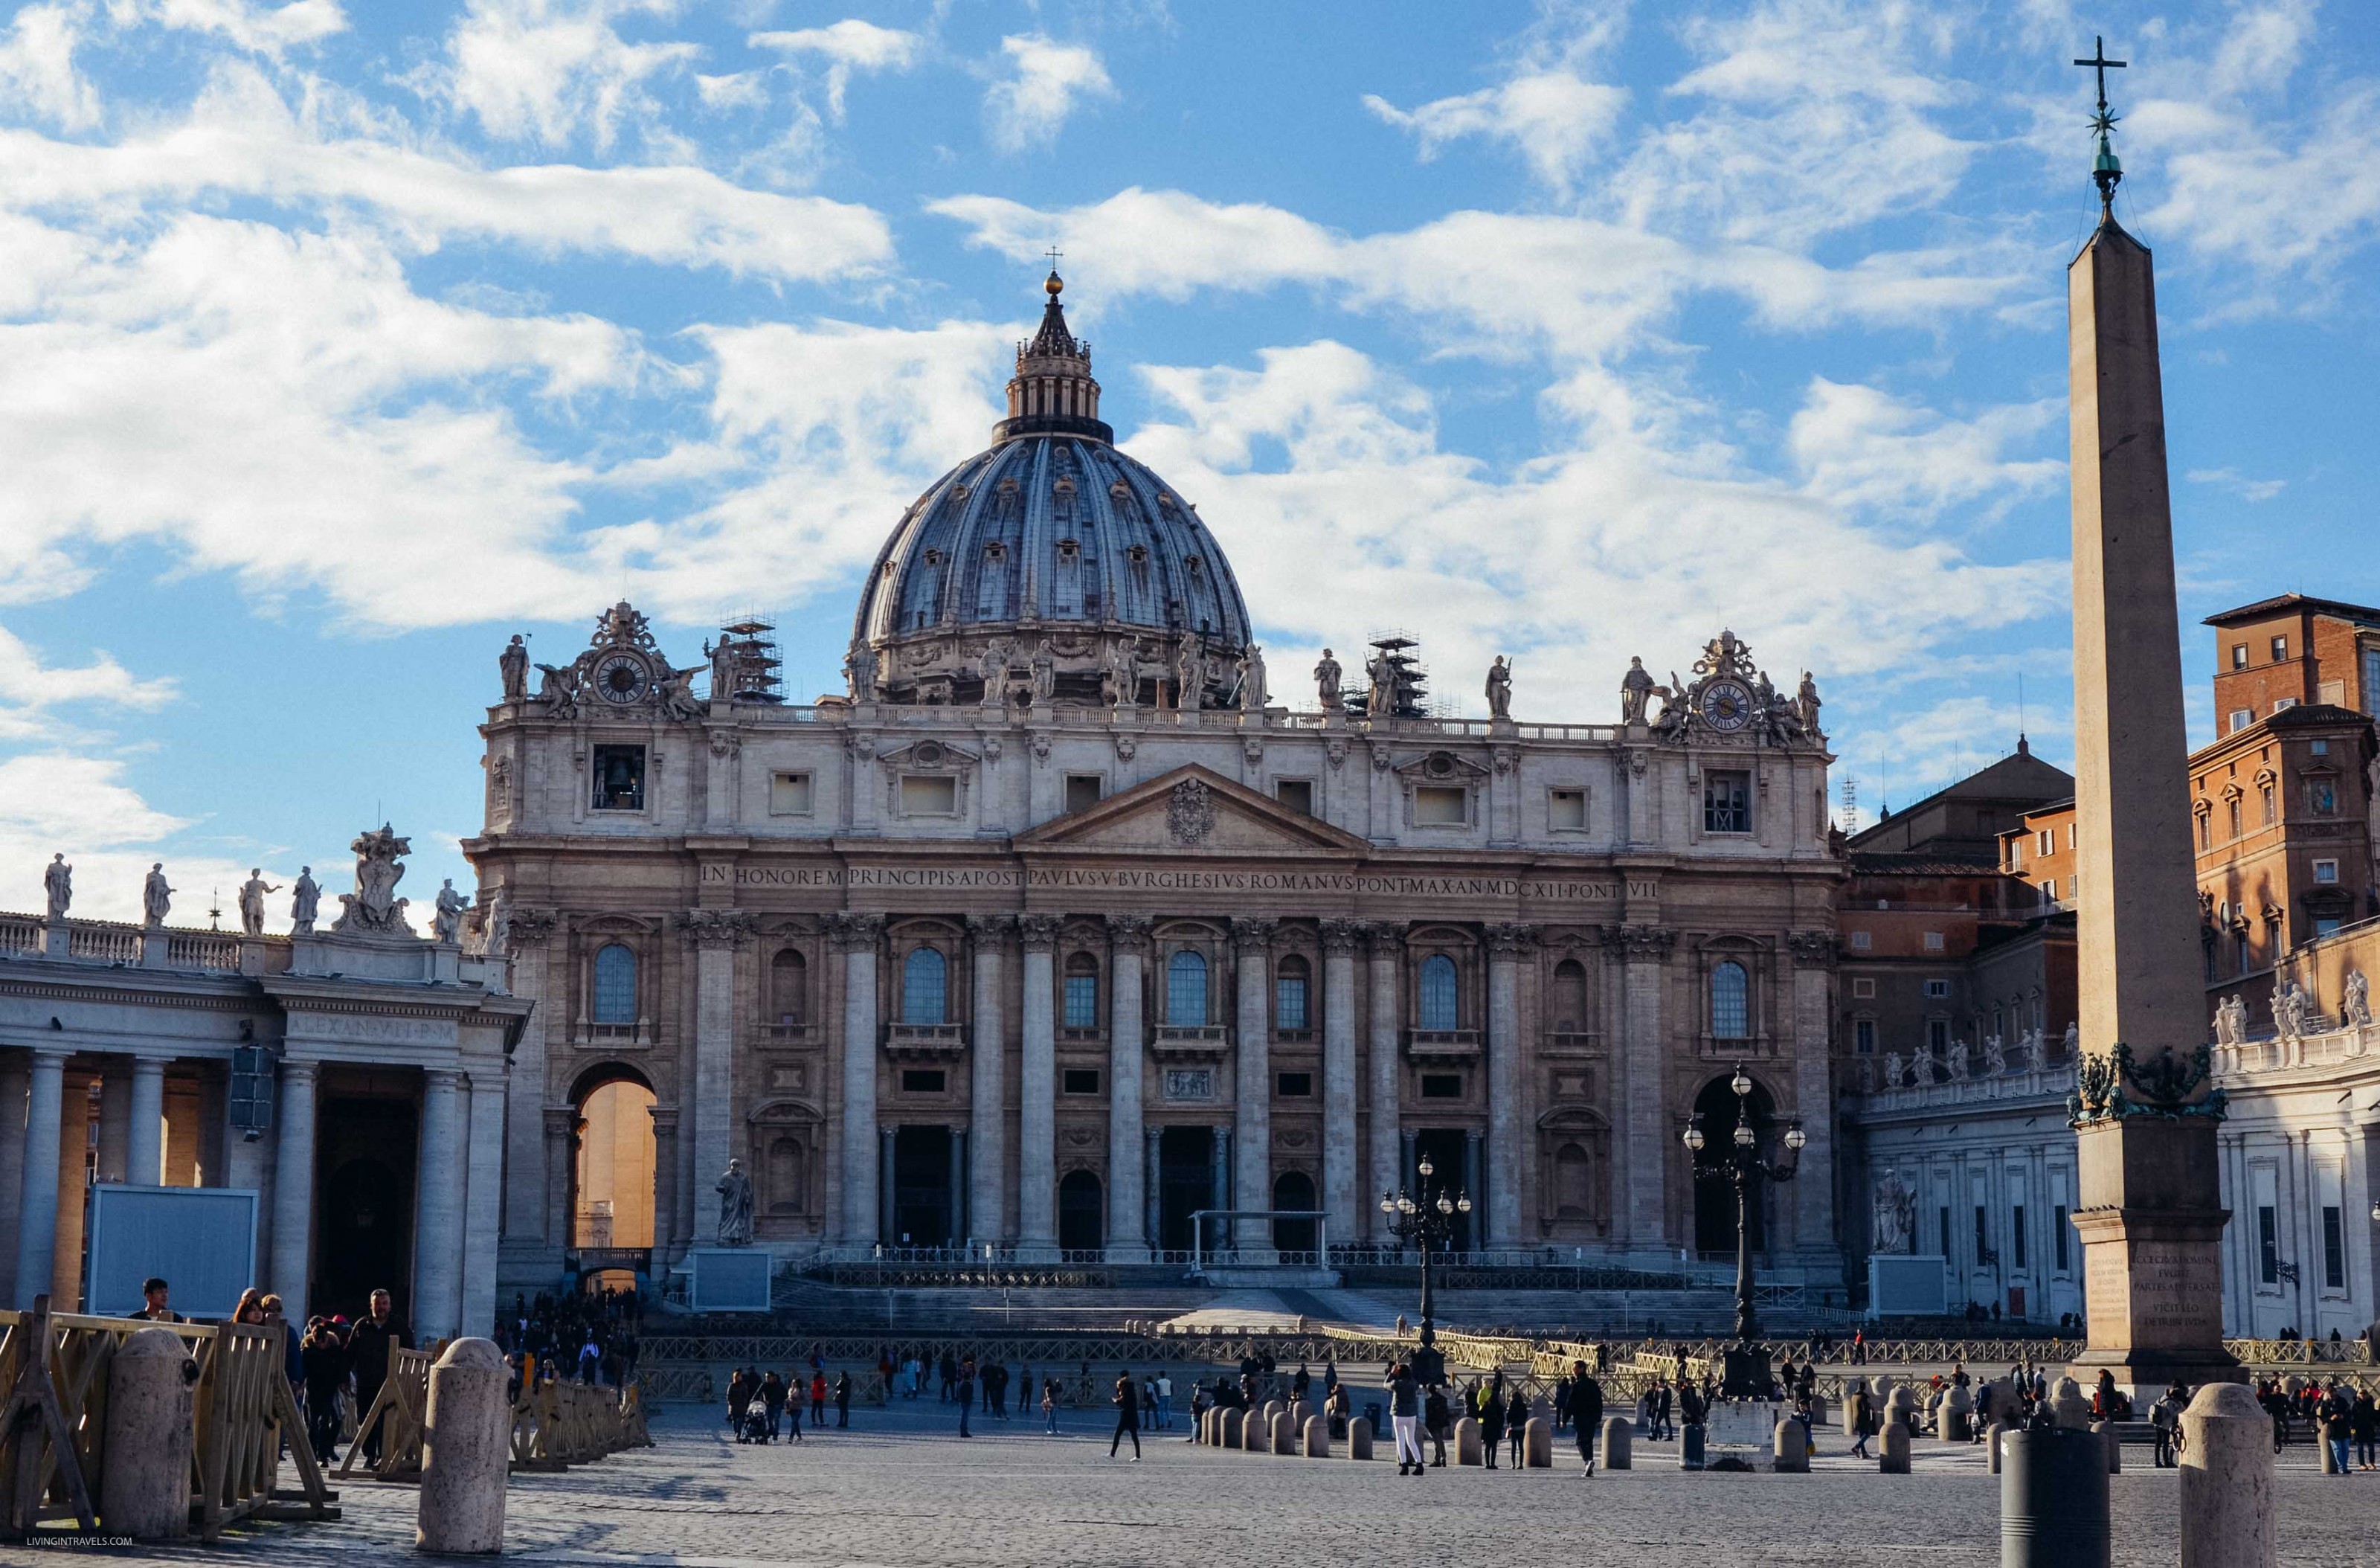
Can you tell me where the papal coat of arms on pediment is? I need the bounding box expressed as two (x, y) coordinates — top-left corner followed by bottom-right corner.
(1167, 779), (1217, 846)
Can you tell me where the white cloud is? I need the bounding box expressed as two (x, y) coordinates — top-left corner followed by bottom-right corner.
(0, 68), (895, 282)
(1364, 71), (1627, 199)
(138, 0), (347, 54)
(982, 34), (1114, 155)
(2186, 466), (2286, 504)
(0, 754), (190, 846)
(0, 4), (103, 131)
(750, 19), (922, 122)
(424, 0), (698, 152)
(1790, 379), (2062, 515)
(0, 623), (177, 741)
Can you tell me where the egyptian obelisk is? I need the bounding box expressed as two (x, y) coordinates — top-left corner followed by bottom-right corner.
(2063, 41), (2236, 1397)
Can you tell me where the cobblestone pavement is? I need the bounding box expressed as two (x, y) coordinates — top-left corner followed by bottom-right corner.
(34, 1400), (2380, 1567)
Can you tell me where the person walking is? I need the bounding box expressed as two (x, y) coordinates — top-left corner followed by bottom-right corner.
(300, 1318), (349, 1464)
(1505, 1388), (1530, 1468)
(2350, 1388), (2379, 1471)
(1425, 1384), (1451, 1468)
(759, 1371), (788, 1442)
(956, 1359), (975, 1438)
(1043, 1378), (1061, 1435)
(1572, 1363), (1603, 1477)
(2323, 1394), (2353, 1477)
(2149, 1384), (2184, 1468)
(809, 1369), (829, 1430)
(1388, 1361), (1425, 1477)
(346, 1288), (405, 1465)
(1479, 1379), (1505, 1468)
(1109, 1371), (1142, 1460)
(834, 1370), (852, 1428)
(1155, 1372), (1173, 1431)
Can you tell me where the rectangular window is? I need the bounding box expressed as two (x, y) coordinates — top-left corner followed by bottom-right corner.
(1854, 1019), (1876, 1054)
(1061, 1068), (1101, 1096)
(2231, 708), (2254, 733)
(899, 1069), (946, 1094)
(1276, 1071), (1313, 1098)
(1275, 778), (1315, 816)
(900, 774), (959, 816)
(1064, 774), (1104, 814)
(1548, 788), (1587, 831)
(1849, 931), (1872, 950)
(2042, 878), (2058, 904)
(1939, 1206), (1951, 1259)
(1064, 973), (1099, 1030)
(1927, 1019), (1949, 1053)
(591, 745), (645, 811)
(1923, 979), (1950, 1000)
(2232, 643), (2248, 669)
(2271, 634), (2290, 662)
(2323, 1206), (2346, 1290)
(2366, 648), (2380, 716)
(768, 771), (813, 815)
(1414, 785), (1468, 825)
(2037, 829), (2054, 858)
(2315, 858), (2340, 884)
(2012, 1205), (2027, 1270)
(1419, 1073), (1464, 1099)
(2311, 739), (2329, 755)
(1276, 974), (1310, 1031)
(2315, 916), (2344, 938)
(2068, 874), (2079, 902)
(2258, 1206), (2279, 1285)
(1702, 770), (1751, 833)
(2053, 1204), (2069, 1272)
(2273, 696), (2298, 713)
(1851, 977), (1876, 997)
(1973, 1206), (1989, 1265)
(1923, 931), (1945, 952)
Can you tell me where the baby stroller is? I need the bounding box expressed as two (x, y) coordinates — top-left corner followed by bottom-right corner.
(736, 1402), (771, 1445)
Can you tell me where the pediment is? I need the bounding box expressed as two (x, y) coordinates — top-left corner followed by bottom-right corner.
(1015, 765), (1371, 855)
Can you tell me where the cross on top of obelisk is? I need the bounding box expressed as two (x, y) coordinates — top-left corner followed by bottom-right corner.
(2073, 35), (2128, 211)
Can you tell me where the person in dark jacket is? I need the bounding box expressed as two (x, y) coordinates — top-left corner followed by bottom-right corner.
(1479, 1381), (1506, 1468)
(759, 1371), (789, 1442)
(1425, 1385), (1452, 1467)
(1505, 1389), (1530, 1468)
(1109, 1371), (1141, 1459)
(346, 1289), (406, 1465)
(1388, 1362), (1425, 1475)
(1571, 1364), (1604, 1476)
(300, 1319), (349, 1463)
(834, 1371), (852, 1427)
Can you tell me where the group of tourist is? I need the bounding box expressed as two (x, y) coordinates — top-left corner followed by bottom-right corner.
(724, 1364), (850, 1441)
(221, 1283), (408, 1466)
(491, 1286), (643, 1387)
(2255, 1376), (2380, 1471)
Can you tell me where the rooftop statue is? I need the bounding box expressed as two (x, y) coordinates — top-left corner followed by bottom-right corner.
(332, 824), (414, 936)
(1313, 648), (1342, 710)
(43, 853), (70, 922)
(237, 869), (280, 936)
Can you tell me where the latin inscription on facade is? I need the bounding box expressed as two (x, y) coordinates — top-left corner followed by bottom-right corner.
(286, 1011), (457, 1047)
(705, 863), (1651, 903)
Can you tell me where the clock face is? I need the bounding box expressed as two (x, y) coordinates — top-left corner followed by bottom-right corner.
(1699, 679), (1753, 733)
(596, 652), (651, 704)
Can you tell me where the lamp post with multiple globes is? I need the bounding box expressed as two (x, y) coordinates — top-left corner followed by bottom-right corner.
(1683, 1065), (1807, 1397)
(1380, 1154), (1471, 1388)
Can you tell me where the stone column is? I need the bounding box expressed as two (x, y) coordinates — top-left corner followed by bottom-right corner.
(967, 916), (1012, 1246)
(685, 909), (748, 1240)
(0, 1055), (27, 1303)
(542, 1107), (574, 1251)
(459, 1067), (506, 1337)
(51, 1073), (86, 1308)
(1231, 919), (1276, 1256)
(1365, 923), (1404, 1242)
(1618, 925), (1674, 1262)
(878, 1127), (895, 1245)
(1016, 916), (1061, 1259)
(648, 1105), (680, 1262)
(948, 1127), (968, 1247)
(1788, 932), (1840, 1269)
(96, 1061), (129, 1186)
(1320, 921), (1360, 1251)
(1484, 924), (1536, 1250)
(127, 1056), (166, 1186)
(414, 1067), (465, 1340)
(499, 910), (557, 1257)
(838, 913), (885, 1248)
(1145, 1126), (1163, 1253)
(1462, 1131), (1482, 1252)
(1104, 915), (1151, 1261)
(1209, 1127), (1230, 1244)
(12, 1051), (65, 1311)
(269, 1059), (318, 1326)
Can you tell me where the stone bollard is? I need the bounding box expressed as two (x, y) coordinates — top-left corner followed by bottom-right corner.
(1455, 1416), (1483, 1465)
(1523, 1416), (1551, 1468)
(1290, 1398), (1313, 1432)
(1220, 1408), (1244, 1449)
(1772, 1418), (1810, 1474)
(1271, 1410), (1296, 1455)
(1885, 1386), (1920, 1432)
(1303, 1416), (1329, 1458)
(2091, 1418), (2121, 1474)
(2002, 1425), (2109, 1567)
(1262, 1399), (1284, 1436)
(2051, 1377), (2091, 1430)
(1348, 1417), (1373, 1460)
(100, 1326), (196, 1540)
(1840, 1378), (1866, 1435)
(418, 1337), (513, 1556)
(1879, 1420), (1911, 1474)
(1986, 1419), (2010, 1475)
(1944, 1386), (1972, 1443)
(1600, 1414), (1632, 1471)
(2180, 1383), (2277, 1568)
(2322, 1433), (2344, 1476)
(1679, 1422), (1706, 1471)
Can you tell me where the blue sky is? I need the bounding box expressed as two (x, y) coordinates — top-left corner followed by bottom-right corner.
(3, 0), (2376, 925)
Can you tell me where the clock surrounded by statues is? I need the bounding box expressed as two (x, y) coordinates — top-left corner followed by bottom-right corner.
(1697, 678), (1754, 732)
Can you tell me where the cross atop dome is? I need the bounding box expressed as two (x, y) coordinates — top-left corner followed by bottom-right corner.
(1000, 266), (1110, 444)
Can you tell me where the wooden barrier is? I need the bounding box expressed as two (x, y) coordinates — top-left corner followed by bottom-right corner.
(338, 1346), (435, 1482)
(0, 1297), (335, 1542)
(509, 1375), (650, 1473)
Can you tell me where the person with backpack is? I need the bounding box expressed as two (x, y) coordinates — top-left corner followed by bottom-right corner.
(1109, 1370), (1141, 1460)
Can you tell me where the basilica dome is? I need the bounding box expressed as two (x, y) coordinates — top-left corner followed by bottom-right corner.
(848, 274), (1253, 708)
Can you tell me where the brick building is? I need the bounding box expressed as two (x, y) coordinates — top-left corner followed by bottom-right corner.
(2207, 593), (2380, 738)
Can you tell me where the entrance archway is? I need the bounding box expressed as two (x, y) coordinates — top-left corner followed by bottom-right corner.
(1157, 1126), (1217, 1253)
(1410, 1128), (1474, 1251)
(570, 1066), (656, 1252)
(1272, 1171), (1317, 1255)
(321, 1156), (410, 1322)
(891, 1125), (953, 1247)
(1691, 1073), (1776, 1259)
(1058, 1169), (1103, 1254)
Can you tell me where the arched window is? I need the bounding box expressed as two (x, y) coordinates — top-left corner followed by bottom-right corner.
(1418, 954), (1458, 1031)
(1165, 949), (1208, 1027)
(1554, 1143), (1594, 1220)
(768, 948), (807, 1026)
(1063, 952), (1100, 1029)
(1710, 960), (1750, 1039)
(592, 943), (637, 1024)
(902, 947), (948, 1025)
(1551, 960), (1588, 1033)
(1275, 954), (1310, 1031)
(767, 1137), (805, 1213)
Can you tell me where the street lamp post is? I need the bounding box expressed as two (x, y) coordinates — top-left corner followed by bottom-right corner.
(1683, 1066), (1807, 1398)
(1380, 1154), (1471, 1388)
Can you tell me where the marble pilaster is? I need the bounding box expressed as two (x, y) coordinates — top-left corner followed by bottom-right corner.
(1231, 918), (1275, 1255)
(12, 1050), (65, 1311)
(1484, 923), (1535, 1249)
(836, 913), (885, 1247)
(967, 915), (1012, 1245)
(1618, 924), (1673, 1259)
(415, 1067), (465, 1339)
(685, 908), (747, 1238)
(1366, 924), (1404, 1241)
(1105, 915), (1151, 1260)
(1015, 915), (1061, 1258)
(1319, 920), (1360, 1250)
(269, 1058), (318, 1325)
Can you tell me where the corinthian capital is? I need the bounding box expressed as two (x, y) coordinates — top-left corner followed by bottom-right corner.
(1105, 913), (1154, 951)
(681, 908), (753, 948)
(1788, 930), (1839, 969)
(1319, 919), (1363, 955)
(1018, 913), (1064, 952)
(1485, 922), (1541, 958)
(1616, 923), (1676, 962)
(966, 913), (1018, 945)
(1230, 916), (1279, 954)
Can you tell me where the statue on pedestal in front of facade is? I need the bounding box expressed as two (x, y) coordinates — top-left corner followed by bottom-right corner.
(141, 864), (173, 928)
(291, 867), (320, 934)
(2344, 969), (2372, 1028)
(1485, 655), (1513, 721)
(1237, 643), (1267, 714)
(1620, 657), (1654, 723)
(433, 879), (469, 944)
(499, 634), (529, 701)
(43, 853), (70, 922)
(1313, 648), (1342, 710)
(237, 870), (279, 936)
(716, 1159), (756, 1246)
(1872, 1170), (1915, 1255)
